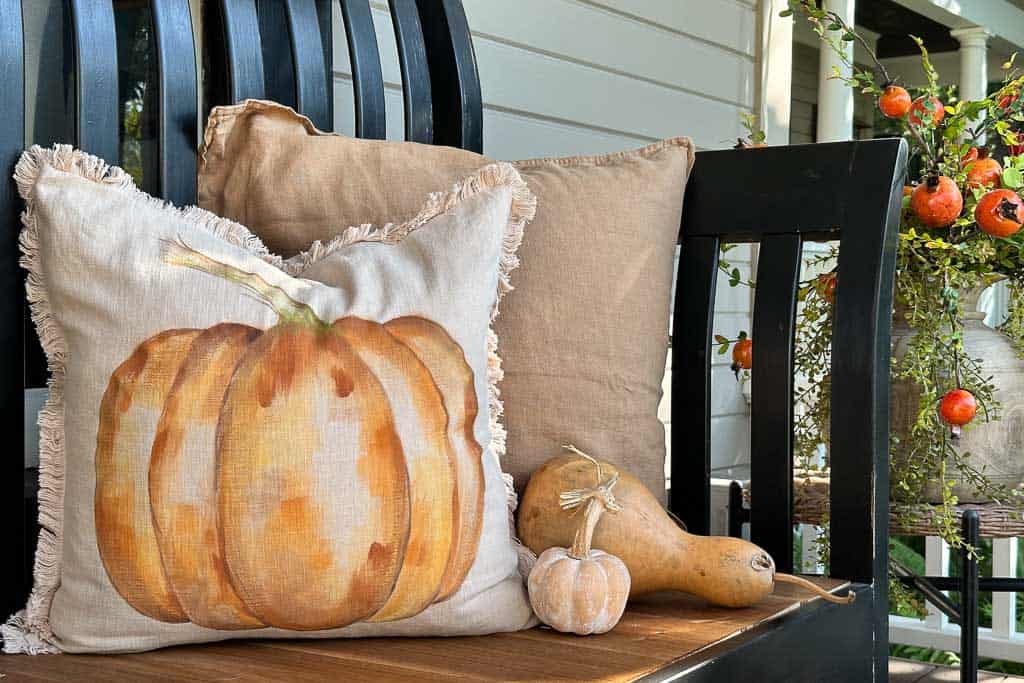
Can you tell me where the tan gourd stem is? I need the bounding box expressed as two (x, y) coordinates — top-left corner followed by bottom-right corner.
(162, 237), (326, 328)
(774, 573), (856, 604)
(569, 498), (605, 560)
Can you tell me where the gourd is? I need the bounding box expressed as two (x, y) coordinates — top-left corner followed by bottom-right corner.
(95, 239), (485, 631)
(518, 448), (854, 608)
(528, 457), (630, 634)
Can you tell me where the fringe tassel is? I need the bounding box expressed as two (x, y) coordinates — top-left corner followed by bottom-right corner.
(7, 146), (75, 653)
(2, 613), (59, 655)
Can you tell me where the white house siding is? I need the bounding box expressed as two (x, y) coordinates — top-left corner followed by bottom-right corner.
(331, 0), (761, 487)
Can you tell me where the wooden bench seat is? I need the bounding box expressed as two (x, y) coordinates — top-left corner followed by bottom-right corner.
(1, 579), (849, 682)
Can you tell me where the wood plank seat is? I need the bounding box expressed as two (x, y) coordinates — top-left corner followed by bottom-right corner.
(2, 1), (905, 680)
(0, 579), (851, 682)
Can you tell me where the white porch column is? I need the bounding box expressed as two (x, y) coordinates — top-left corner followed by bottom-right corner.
(757, 0), (794, 146)
(816, 0), (856, 142)
(951, 26), (991, 141)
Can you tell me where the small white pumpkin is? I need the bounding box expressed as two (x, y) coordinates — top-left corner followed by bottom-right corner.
(527, 447), (630, 635)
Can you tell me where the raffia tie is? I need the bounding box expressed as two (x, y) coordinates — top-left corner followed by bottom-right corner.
(559, 444), (623, 514)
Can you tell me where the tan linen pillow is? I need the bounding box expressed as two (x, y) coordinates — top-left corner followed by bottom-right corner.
(3, 145), (535, 654)
(200, 100), (693, 502)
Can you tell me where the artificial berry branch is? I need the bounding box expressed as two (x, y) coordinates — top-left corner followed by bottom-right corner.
(787, 1), (894, 86)
(746, 3), (1024, 595)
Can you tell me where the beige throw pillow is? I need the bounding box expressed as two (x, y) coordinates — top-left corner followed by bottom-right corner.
(200, 100), (693, 503)
(3, 144), (535, 654)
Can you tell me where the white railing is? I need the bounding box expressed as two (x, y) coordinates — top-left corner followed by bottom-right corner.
(887, 535), (1024, 663)
(705, 479), (1024, 663)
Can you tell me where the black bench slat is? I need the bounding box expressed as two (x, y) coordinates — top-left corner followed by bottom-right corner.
(152, 0), (198, 206)
(828, 140), (906, 673)
(283, 0), (331, 130)
(750, 233), (802, 574)
(315, 0), (333, 130)
(671, 234), (719, 535)
(217, 0), (267, 104)
(390, 0), (433, 143)
(257, 0), (297, 110)
(0, 0), (25, 621)
(339, 0), (386, 139)
(70, 0), (119, 165)
(416, 0), (482, 153)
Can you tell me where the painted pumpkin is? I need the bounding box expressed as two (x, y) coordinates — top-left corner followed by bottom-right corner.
(529, 547), (630, 635)
(95, 240), (485, 631)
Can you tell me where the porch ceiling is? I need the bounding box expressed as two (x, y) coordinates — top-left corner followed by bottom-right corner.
(856, 0), (958, 58)
(889, 0), (1024, 56)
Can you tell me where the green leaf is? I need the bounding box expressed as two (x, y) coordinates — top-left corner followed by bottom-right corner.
(961, 100), (988, 120)
(714, 334), (729, 344)
(779, 9), (793, 17)
(718, 344), (729, 355)
(738, 330), (748, 340)
(1003, 167), (1024, 189)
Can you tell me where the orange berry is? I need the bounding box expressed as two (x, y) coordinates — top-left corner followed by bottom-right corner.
(910, 177), (963, 228)
(731, 339), (752, 371)
(965, 152), (1002, 189)
(975, 189), (1024, 238)
(940, 389), (977, 427)
(879, 85), (912, 118)
(908, 96), (945, 127)
(817, 273), (837, 304)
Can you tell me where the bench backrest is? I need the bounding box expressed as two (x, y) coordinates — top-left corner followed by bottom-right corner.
(0, 1), (907, 637)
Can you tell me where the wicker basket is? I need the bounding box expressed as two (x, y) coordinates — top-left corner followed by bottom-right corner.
(742, 470), (1024, 538)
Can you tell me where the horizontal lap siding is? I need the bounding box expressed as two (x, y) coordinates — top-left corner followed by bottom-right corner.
(332, 0), (755, 151)
(331, 0), (758, 495)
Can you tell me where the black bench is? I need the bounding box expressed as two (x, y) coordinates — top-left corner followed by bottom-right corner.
(0, 2), (906, 680)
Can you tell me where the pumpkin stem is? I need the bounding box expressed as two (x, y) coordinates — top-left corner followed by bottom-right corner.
(559, 445), (622, 513)
(774, 573), (856, 605)
(569, 498), (605, 560)
(162, 237), (327, 329)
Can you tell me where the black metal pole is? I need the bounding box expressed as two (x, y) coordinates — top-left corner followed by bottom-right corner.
(892, 561), (961, 624)
(961, 510), (979, 683)
(903, 576), (1024, 592)
(728, 481), (745, 538)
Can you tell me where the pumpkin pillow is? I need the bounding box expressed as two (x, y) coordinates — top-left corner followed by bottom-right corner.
(200, 99), (693, 503)
(3, 145), (535, 654)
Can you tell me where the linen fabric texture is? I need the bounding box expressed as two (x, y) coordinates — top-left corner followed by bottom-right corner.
(200, 100), (694, 503)
(3, 144), (536, 654)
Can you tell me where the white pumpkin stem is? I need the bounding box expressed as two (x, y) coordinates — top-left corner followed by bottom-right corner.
(559, 444), (622, 513)
(569, 498), (605, 560)
(161, 236), (326, 328)
(560, 445), (624, 560)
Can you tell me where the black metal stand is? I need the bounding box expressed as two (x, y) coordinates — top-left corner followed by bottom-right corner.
(727, 486), (998, 683)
